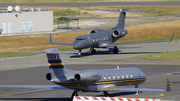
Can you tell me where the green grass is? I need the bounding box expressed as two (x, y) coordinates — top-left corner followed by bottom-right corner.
(138, 51), (180, 61)
(54, 9), (79, 17)
(1, 0), (179, 3)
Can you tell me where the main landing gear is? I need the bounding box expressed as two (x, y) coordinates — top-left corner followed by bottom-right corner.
(103, 91), (109, 97)
(71, 90), (78, 100)
(134, 84), (142, 95)
(113, 46), (119, 54)
(89, 48), (96, 54)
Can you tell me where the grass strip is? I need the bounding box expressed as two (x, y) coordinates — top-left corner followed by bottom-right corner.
(138, 50), (180, 61)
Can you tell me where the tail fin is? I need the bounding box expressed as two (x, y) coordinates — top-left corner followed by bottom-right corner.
(112, 9), (152, 29)
(47, 53), (67, 79)
(114, 9), (128, 29)
(6, 48), (77, 79)
(166, 78), (171, 91)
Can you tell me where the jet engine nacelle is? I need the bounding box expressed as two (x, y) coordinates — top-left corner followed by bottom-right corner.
(112, 29), (128, 38)
(46, 73), (52, 81)
(90, 29), (106, 34)
(74, 70), (102, 83)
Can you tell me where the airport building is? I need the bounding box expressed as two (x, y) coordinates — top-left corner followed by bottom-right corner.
(0, 6), (53, 34)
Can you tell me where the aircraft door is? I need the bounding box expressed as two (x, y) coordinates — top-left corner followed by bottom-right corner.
(88, 36), (92, 46)
(2, 22), (6, 34)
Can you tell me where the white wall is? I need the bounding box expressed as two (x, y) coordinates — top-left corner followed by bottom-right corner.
(0, 11), (53, 34)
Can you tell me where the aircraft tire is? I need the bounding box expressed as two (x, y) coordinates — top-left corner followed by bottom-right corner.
(91, 49), (96, 54)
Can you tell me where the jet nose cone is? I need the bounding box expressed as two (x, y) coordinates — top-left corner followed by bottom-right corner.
(73, 41), (87, 49)
(73, 43), (80, 49)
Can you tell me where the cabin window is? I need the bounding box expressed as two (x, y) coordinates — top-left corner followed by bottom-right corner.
(108, 76), (111, 80)
(106, 36), (108, 40)
(122, 76), (124, 79)
(76, 38), (85, 41)
(104, 76), (107, 80)
(130, 75), (133, 78)
(96, 39), (98, 41)
(93, 39), (95, 42)
(126, 75), (129, 78)
(117, 76), (120, 79)
(113, 76), (116, 80)
(98, 38), (100, 41)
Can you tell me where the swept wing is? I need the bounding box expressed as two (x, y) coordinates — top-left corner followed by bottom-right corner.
(100, 33), (174, 47)
(48, 33), (73, 46)
(0, 85), (72, 90)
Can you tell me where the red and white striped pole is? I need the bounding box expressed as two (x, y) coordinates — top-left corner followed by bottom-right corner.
(73, 96), (161, 101)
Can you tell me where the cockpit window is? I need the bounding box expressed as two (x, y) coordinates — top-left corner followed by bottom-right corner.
(76, 38), (85, 41)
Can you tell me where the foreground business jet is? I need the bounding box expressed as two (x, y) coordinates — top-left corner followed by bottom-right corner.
(0, 48), (170, 98)
(49, 9), (174, 58)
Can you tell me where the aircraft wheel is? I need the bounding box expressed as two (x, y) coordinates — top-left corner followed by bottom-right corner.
(113, 47), (118, 54)
(71, 90), (78, 100)
(135, 84), (138, 88)
(78, 50), (81, 58)
(91, 49), (96, 54)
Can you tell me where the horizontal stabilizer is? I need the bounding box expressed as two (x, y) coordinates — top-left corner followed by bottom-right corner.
(0, 85), (72, 90)
(6, 48), (77, 54)
(49, 33), (73, 46)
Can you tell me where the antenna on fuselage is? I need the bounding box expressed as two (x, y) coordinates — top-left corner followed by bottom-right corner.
(117, 65), (120, 69)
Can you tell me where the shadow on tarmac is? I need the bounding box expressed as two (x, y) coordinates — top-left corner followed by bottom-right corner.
(70, 51), (160, 58)
(0, 92), (136, 101)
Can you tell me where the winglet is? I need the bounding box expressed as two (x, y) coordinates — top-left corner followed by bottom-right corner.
(166, 78), (171, 91)
(169, 32), (174, 42)
(49, 33), (52, 44)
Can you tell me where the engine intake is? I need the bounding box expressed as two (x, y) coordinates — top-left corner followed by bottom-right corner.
(74, 70), (102, 83)
(112, 29), (128, 38)
(46, 73), (52, 81)
(112, 30), (120, 37)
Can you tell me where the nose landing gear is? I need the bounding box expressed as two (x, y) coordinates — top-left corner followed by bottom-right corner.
(78, 50), (81, 58)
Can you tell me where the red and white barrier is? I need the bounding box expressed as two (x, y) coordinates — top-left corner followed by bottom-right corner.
(73, 96), (160, 101)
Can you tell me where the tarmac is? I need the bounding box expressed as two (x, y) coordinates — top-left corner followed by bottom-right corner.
(0, 41), (179, 101)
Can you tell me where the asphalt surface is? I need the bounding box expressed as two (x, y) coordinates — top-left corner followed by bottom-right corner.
(0, 41), (180, 101)
(0, 65), (180, 101)
(0, 2), (180, 7)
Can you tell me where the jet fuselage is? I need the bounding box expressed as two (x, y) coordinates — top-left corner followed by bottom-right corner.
(73, 29), (128, 50)
(51, 67), (146, 92)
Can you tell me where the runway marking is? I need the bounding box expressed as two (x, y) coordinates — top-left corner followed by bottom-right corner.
(0, 89), (52, 97)
(78, 58), (94, 62)
(147, 73), (171, 78)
